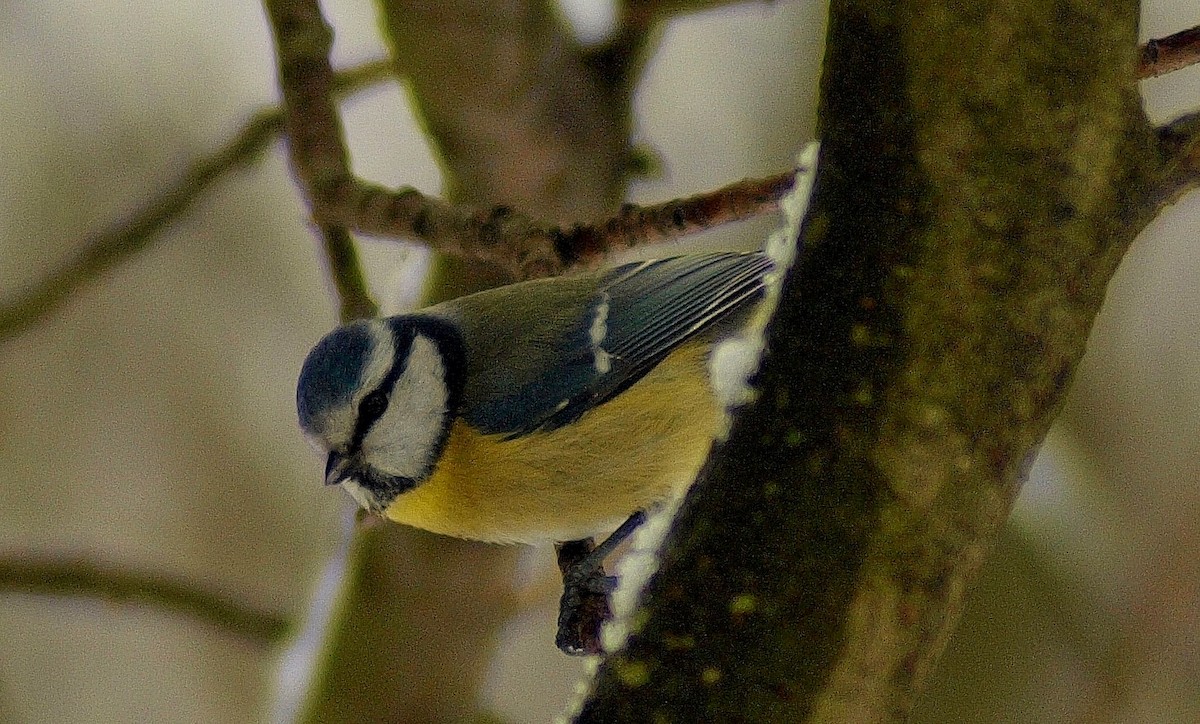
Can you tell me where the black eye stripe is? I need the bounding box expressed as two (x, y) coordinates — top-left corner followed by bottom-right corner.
(358, 389), (389, 424)
(343, 315), (467, 509)
(348, 326), (415, 452)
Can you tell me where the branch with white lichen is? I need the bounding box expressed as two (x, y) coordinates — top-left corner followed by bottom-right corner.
(576, 3), (1190, 722)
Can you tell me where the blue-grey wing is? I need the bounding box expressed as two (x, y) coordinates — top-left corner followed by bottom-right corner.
(457, 252), (772, 438)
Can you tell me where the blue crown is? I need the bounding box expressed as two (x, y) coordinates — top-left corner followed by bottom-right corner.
(297, 322), (374, 433)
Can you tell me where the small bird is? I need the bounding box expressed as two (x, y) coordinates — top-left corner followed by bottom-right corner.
(297, 251), (771, 652)
(297, 251), (771, 545)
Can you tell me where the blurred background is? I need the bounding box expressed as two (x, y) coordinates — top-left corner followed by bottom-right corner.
(0, 1), (1197, 722)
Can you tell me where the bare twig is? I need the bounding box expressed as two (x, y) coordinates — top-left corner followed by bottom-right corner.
(320, 224), (378, 322)
(0, 552), (290, 646)
(303, 167), (794, 280)
(6, 16), (1200, 345)
(252, 13), (1200, 287)
(262, 0), (353, 210)
(265, 0), (787, 279)
(556, 171), (796, 264)
(295, 169), (797, 275)
(0, 59), (393, 342)
(263, 0), (572, 279)
(0, 112), (275, 341)
(1138, 25), (1200, 79)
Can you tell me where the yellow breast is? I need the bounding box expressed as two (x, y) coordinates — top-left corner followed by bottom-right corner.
(382, 344), (720, 543)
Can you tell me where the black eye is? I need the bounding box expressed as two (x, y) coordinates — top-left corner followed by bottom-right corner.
(359, 390), (389, 423)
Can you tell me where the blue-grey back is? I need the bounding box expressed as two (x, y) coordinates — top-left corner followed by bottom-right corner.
(426, 252), (772, 438)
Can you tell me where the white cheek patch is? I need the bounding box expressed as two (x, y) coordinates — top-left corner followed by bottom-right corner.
(361, 334), (449, 481)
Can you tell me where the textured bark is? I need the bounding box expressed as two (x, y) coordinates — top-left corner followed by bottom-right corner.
(578, 1), (1164, 722)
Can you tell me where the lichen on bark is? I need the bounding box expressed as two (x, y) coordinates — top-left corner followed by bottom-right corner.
(578, 2), (1163, 722)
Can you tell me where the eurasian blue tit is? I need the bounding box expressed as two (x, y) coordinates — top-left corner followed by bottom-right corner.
(296, 251), (772, 544)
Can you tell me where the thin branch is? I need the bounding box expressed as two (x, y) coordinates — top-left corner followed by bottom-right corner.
(1138, 25), (1200, 79)
(557, 171), (796, 264)
(5, 19), (1197, 345)
(0, 553), (291, 646)
(320, 224), (378, 322)
(262, 0), (354, 212)
(263, 0), (566, 279)
(253, 0), (802, 280)
(304, 171), (796, 275)
(0, 59), (393, 342)
(0, 114), (273, 340)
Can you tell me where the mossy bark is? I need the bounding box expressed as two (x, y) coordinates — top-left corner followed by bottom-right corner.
(578, 2), (1163, 722)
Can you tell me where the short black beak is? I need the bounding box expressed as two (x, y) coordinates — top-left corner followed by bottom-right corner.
(324, 451), (348, 486)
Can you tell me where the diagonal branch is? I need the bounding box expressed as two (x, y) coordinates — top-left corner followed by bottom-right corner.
(0, 552), (291, 646)
(0, 59), (393, 342)
(262, 0), (571, 279)
(339, 169), (797, 272)
(1138, 24), (1200, 79)
(8, 19), (1196, 345)
(0, 111), (276, 341)
(319, 223), (378, 322)
(554, 171), (796, 264)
